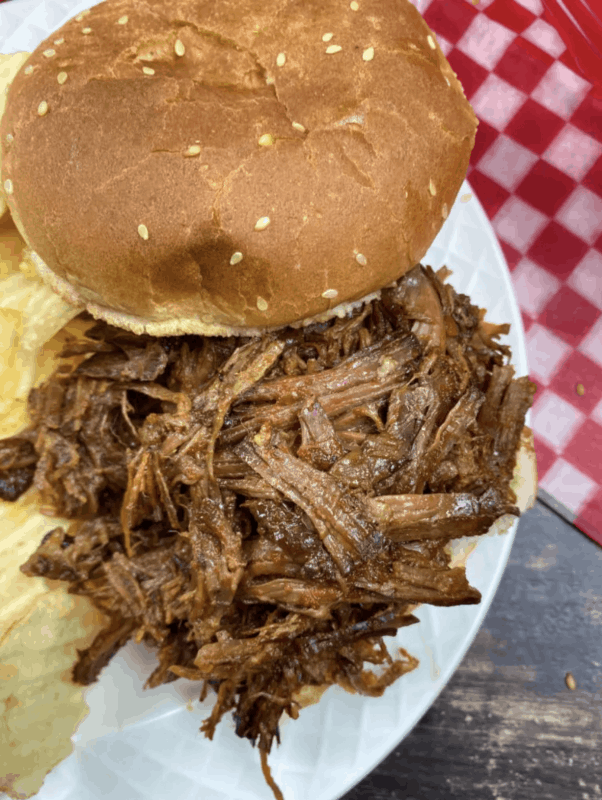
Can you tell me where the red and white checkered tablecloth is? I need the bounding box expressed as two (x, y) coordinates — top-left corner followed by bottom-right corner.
(410, 0), (602, 547)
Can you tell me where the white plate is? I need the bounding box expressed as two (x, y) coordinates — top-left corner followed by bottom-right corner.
(1, 5), (528, 799)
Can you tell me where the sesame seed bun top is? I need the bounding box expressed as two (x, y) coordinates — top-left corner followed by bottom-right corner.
(0, 0), (477, 336)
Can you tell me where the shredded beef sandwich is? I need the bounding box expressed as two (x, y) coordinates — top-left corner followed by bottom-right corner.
(0, 0), (536, 796)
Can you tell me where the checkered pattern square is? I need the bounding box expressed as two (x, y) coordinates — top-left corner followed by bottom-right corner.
(580, 316), (602, 370)
(556, 186), (602, 244)
(505, 98), (566, 155)
(513, 258), (560, 316)
(516, 160), (576, 216)
(525, 323), (572, 384)
(523, 18), (567, 58)
(584, 154), (602, 196)
(485, 0), (537, 33)
(495, 37), (554, 94)
(544, 126), (602, 181)
(539, 286), (599, 347)
(549, 352), (602, 415)
(568, 249), (602, 311)
(414, 0), (602, 546)
(478, 135), (539, 191)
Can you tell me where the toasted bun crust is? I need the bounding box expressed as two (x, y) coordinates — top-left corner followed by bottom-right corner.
(1, 0), (477, 335)
(0, 52), (30, 220)
(510, 426), (538, 514)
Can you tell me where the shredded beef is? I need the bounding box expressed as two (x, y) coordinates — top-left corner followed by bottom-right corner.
(0, 433), (37, 501)
(4, 264), (535, 783)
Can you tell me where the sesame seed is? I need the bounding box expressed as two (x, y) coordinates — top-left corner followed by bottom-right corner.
(142, 66), (155, 75)
(442, 203), (449, 219)
(427, 34), (436, 49)
(24, 65), (34, 75)
(54, 38), (64, 45)
(322, 289), (338, 300)
(138, 224), (149, 240)
(258, 133), (274, 147)
(576, 383), (585, 396)
(254, 216), (271, 231)
(230, 252), (244, 265)
(326, 44), (343, 54)
(43, 48), (56, 58)
(6, 133), (14, 145)
(276, 52), (286, 67)
(362, 46), (374, 61)
(429, 179), (437, 196)
(350, 1), (360, 9)
(292, 121), (305, 132)
(175, 39), (185, 57)
(444, 75), (451, 86)
(118, 15), (129, 24)
(82, 27), (92, 35)
(565, 672), (577, 691)
(257, 296), (268, 311)
(184, 144), (201, 156)
(4, 179), (13, 195)
(75, 12), (85, 21)
(460, 192), (472, 203)
(355, 253), (367, 266)
(37, 100), (49, 116)
(57, 71), (68, 85)
(322, 33), (334, 42)
(265, 76), (275, 85)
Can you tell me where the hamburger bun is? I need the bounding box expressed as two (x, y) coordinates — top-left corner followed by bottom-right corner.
(0, 0), (477, 336)
(0, 52), (30, 219)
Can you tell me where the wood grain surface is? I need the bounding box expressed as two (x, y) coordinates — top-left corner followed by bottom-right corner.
(342, 502), (602, 800)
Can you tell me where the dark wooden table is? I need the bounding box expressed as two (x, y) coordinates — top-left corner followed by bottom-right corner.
(342, 501), (602, 800)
